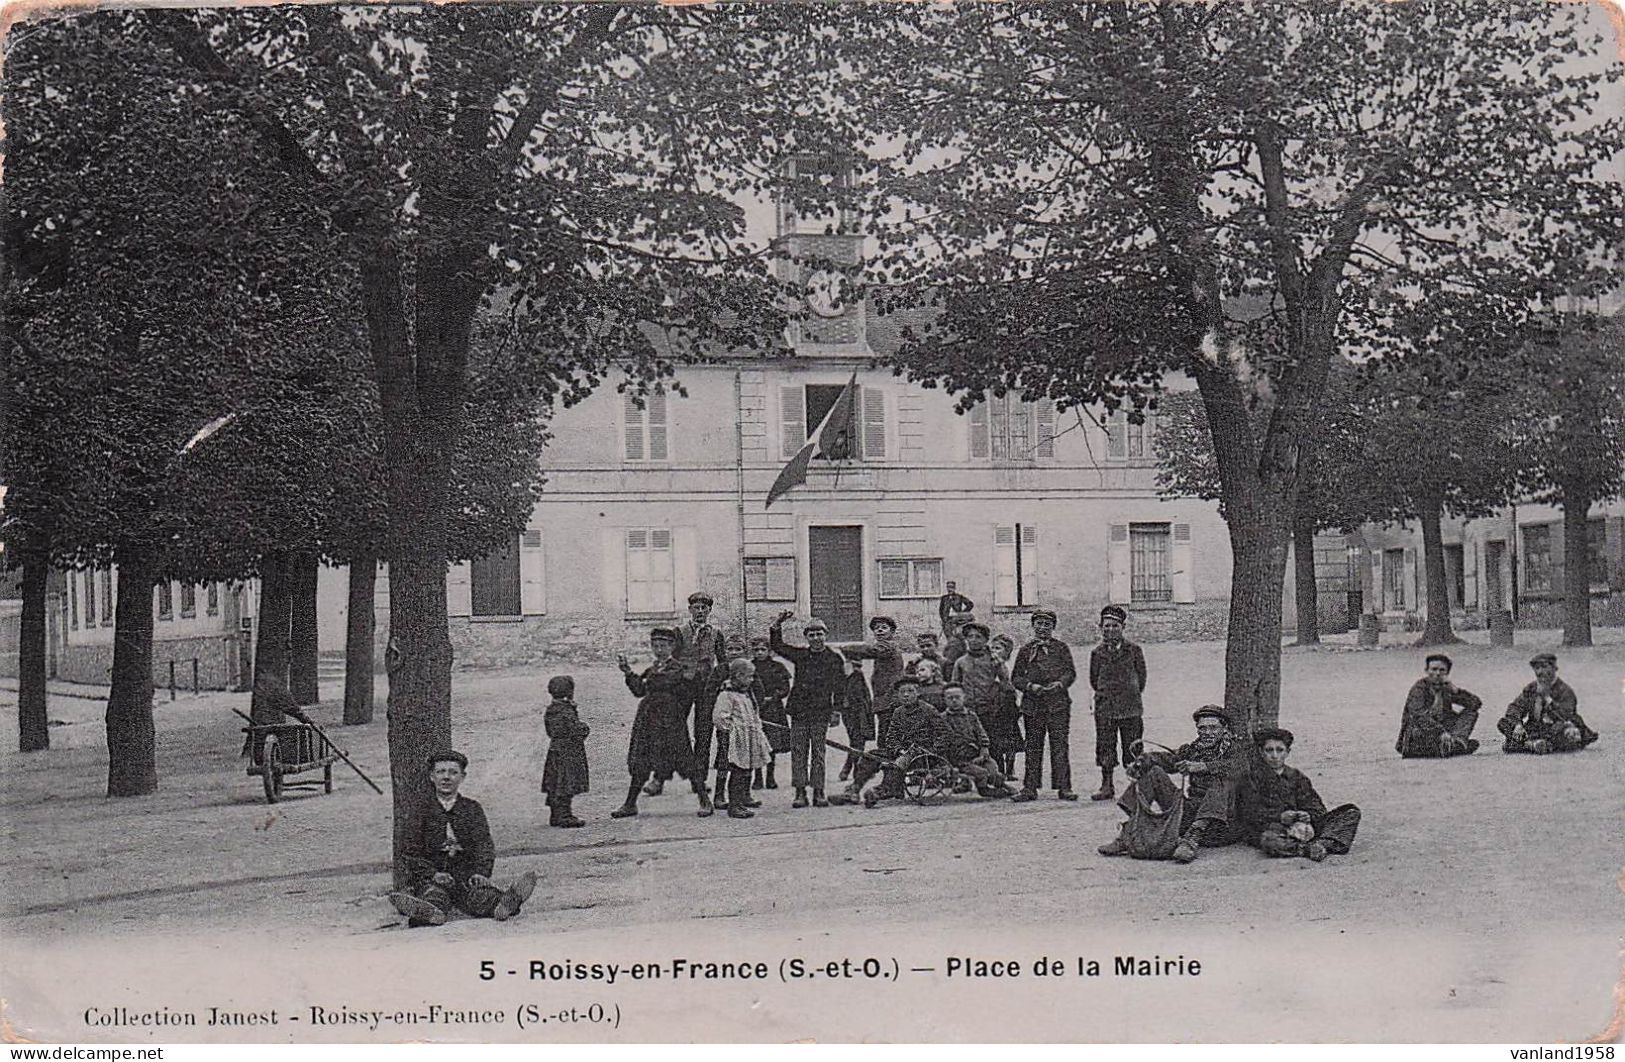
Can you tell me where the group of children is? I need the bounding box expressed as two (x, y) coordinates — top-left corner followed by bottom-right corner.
(537, 594), (1167, 824)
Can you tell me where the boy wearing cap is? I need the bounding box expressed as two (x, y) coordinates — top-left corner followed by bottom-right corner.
(750, 637), (792, 789)
(836, 648), (876, 781)
(1011, 608), (1079, 801)
(1089, 605), (1147, 802)
(646, 591), (728, 798)
(1498, 653), (1599, 754)
(1396, 653), (1482, 758)
(613, 628), (713, 819)
(843, 616), (907, 745)
(1098, 706), (1246, 862)
(1240, 728), (1362, 861)
(541, 676), (589, 828)
(830, 675), (950, 807)
(770, 610), (847, 808)
(391, 751), (538, 926)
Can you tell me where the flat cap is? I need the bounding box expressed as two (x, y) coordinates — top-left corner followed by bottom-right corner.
(649, 626), (679, 642)
(1100, 604), (1128, 623)
(803, 618), (828, 633)
(1529, 652), (1558, 667)
(869, 615), (898, 632)
(1030, 608), (1058, 625)
(426, 749), (468, 770)
(687, 591), (714, 606)
(1192, 704), (1233, 727)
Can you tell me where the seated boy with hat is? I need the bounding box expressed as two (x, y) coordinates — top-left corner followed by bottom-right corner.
(1498, 653), (1599, 754)
(391, 750), (538, 926)
(1098, 705), (1247, 863)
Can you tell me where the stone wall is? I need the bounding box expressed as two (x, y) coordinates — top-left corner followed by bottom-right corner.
(54, 634), (243, 690)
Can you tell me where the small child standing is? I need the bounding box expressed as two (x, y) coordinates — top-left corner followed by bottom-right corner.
(541, 675), (589, 827)
(713, 658), (772, 820)
(750, 636), (792, 790)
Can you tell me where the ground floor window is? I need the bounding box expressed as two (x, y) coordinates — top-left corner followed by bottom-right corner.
(69, 571), (79, 629)
(1129, 523), (1172, 603)
(1384, 548), (1408, 609)
(744, 557), (796, 601)
(1443, 544), (1465, 609)
(878, 557), (943, 598)
(1586, 518), (1608, 587)
(626, 529), (675, 615)
(99, 569), (113, 626)
(994, 525), (1038, 607)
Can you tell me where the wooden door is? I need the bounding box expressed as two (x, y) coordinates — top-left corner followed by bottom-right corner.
(809, 526), (864, 641)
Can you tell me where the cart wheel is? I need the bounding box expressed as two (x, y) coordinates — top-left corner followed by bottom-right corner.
(905, 751), (951, 804)
(324, 763), (333, 794)
(262, 734), (283, 804)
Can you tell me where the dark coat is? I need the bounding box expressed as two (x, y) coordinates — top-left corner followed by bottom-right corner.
(839, 670), (875, 744)
(624, 659), (694, 779)
(1396, 679), (1482, 757)
(542, 697), (590, 798)
(1239, 763), (1326, 842)
(770, 626), (846, 721)
(674, 620), (728, 682)
(941, 707), (991, 764)
(845, 638), (907, 710)
(753, 656), (794, 753)
(887, 700), (950, 754)
(1500, 678), (1598, 743)
(399, 793), (496, 890)
(1011, 638), (1077, 714)
(1089, 640), (1147, 719)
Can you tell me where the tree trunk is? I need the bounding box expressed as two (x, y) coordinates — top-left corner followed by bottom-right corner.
(1219, 504), (1293, 733)
(1292, 497), (1320, 646)
(1417, 496), (1459, 646)
(18, 550), (50, 752)
(1559, 484), (1594, 647)
(362, 248), (476, 886)
(288, 552), (321, 705)
(105, 548), (158, 796)
(252, 551), (293, 705)
(343, 558), (377, 726)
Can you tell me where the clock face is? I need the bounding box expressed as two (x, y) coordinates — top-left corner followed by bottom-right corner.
(805, 270), (847, 318)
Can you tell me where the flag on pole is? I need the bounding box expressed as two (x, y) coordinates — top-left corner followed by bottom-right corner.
(766, 371), (858, 508)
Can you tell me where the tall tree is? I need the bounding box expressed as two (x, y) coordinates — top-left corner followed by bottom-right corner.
(832, 0), (1622, 728)
(143, 4), (811, 872)
(1513, 313), (1625, 647)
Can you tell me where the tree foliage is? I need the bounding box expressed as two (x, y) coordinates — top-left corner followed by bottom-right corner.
(816, 0), (1623, 727)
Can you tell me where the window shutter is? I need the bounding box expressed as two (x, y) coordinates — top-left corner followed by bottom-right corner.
(626, 530), (652, 613)
(1607, 516), (1625, 591)
(994, 526), (1018, 606)
(623, 395), (644, 461)
(781, 385), (806, 457)
(1035, 403), (1056, 458)
(862, 386), (886, 459)
(1019, 524), (1039, 605)
(447, 561), (473, 617)
(674, 528), (697, 615)
(1370, 550), (1384, 612)
(969, 401), (989, 459)
(520, 529), (545, 615)
(1108, 524), (1132, 603)
(1546, 523), (1565, 594)
(646, 393), (668, 461)
(1464, 539), (1479, 608)
(1171, 522), (1195, 603)
(1106, 414), (1127, 459)
(69, 571), (78, 629)
(1009, 399), (1031, 459)
(1403, 548), (1418, 610)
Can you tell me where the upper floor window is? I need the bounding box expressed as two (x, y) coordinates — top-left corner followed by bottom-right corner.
(99, 569), (113, 626)
(970, 395), (1056, 461)
(780, 384), (886, 461)
(624, 393), (669, 462)
(157, 581), (174, 621)
(206, 582), (220, 616)
(179, 583), (197, 619)
(1105, 411), (1157, 461)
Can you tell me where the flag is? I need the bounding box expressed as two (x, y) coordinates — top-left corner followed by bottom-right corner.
(766, 371), (858, 508)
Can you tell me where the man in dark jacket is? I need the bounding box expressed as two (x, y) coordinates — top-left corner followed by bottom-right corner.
(1240, 729), (1361, 861)
(938, 581), (976, 635)
(1089, 604), (1147, 801)
(648, 590), (728, 797)
(1010, 609), (1079, 801)
(1498, 653), (1599, 753)
(830, 675), (952, 807)
(770, 610), (846, 808)
(1396, 653), (1482, 758)
(1098, 705), (1246, 863)
(390, 751), (537, 926)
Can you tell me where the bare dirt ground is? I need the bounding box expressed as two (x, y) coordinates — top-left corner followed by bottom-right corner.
(2, 629), (1621, 1044)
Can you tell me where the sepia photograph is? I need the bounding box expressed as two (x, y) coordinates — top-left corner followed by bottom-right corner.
(1, 0), (1622, 1046)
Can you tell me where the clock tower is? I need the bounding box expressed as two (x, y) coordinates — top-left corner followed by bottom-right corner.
(778, 154), (868, 354)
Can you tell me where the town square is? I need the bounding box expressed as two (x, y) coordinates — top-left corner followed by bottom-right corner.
(1, 0), (1622, 1046)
